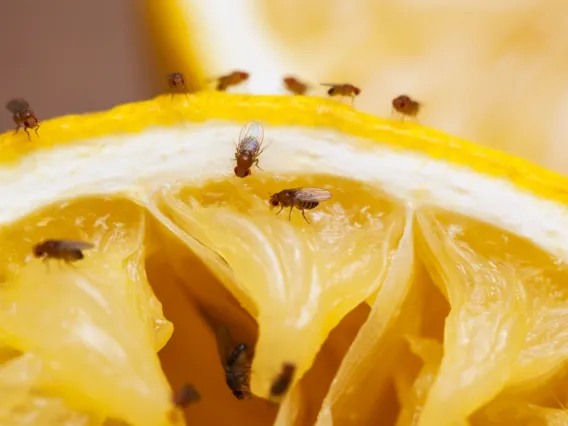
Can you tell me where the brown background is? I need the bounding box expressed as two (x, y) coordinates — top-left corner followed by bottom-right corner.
(0, 0), (162, 132)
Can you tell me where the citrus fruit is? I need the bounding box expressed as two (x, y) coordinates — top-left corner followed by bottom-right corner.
(170, 0), (568, 175)
(1, 92), (568, 426)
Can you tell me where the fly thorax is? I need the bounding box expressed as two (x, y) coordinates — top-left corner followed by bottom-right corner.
(281, 191), (295, 206)
(237, 152), (252, 167)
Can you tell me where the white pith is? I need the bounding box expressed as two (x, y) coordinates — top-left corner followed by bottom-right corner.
(2, 121), (568, 262)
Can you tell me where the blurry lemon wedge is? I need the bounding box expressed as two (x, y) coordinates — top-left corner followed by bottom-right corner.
(2, 93), (568, 425)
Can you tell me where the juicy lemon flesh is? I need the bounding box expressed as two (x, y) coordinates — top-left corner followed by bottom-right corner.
(1, 171), (568, 425)
(403, 210), (568, 426)
(0, 171), (403, 425)
(162, 173), (406, 397)
(0, 198), (175, 426)
(0, 196), (281, 426)
(315, 208), (568, 426)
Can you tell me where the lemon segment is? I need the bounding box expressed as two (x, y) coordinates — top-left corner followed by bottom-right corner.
(415, 210), (531, 424)
(161, 175), (406, 397)
(314, 210), (414, 425)
(0, 199), (173, 425)
(0, 352), (99, 425)
(0, 353), (42, 420)
(394, 337), (443, 426)
(410, 209), (568, 425)
(471, 397), (568, 425)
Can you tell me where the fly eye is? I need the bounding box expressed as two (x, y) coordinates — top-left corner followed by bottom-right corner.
(245, 170), (251, 177)
(270, 200), (279, 207)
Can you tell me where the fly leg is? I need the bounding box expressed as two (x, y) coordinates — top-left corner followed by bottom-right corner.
(276, 206), (284, 216)
(34, 124), (40, 136)
(288, 206), (294, 221)
(42, 257), (50, 273)
(216, 81), (227, 91)
(301, 210), (311, 224)
(65, 259), (78, 269)
(13, 122), (20, 135)
(253, 159), (263, 171)
(24, 127), (31, 141)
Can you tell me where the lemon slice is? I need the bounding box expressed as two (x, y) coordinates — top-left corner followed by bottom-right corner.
(2, 93), (568, 425)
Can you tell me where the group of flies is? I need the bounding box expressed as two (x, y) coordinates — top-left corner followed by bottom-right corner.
(27, 121), (311, 411)
(233, 119), (333, 224)
(26, 118), (316, 404)
(15, 69), (421, 415)
(5, 69), (421, 141)
(168, 69), (422, 116)
(31, 245), (296, 412)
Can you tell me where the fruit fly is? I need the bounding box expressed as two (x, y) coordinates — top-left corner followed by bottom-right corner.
(32, 239), (94, 264)
(320, 83), (361, 104)
(234, 121), (265, 178)
(167, 72), (189, 98)
(270, 363), (296, 398)
(215, 326), (251, 400)
(214, 71), (250, 91)
(283, 76), (309, 95)
(269, 187), (332, 224)
(392, 95), (421, 121)
(173, 383), (201, 407)
(6, 98), (40, 140)
(169, 383), (200, 424)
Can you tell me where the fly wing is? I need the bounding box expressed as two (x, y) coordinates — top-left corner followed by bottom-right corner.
(237, 121), (264, 154)
(231, 346), (249, 371)
(215, 326), (233, 367)
(6, 98), (29, 113)
(293, 187), (332, 203)
(56, 240), (95, 251)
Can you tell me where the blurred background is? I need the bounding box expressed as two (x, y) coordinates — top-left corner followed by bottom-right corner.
(0, 1), (162, 128)
(1, 0), (568, 173)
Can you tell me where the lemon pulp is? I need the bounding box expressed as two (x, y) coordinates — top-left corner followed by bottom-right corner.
(1, 172), (568, 425)
(1, 93), (568, 424)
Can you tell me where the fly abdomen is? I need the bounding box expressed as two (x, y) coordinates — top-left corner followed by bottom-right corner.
(296, 201), (319, 211)
(68, 250), (84, 261)
(217, 80), (228, 91)
(227, 344), (247, 366)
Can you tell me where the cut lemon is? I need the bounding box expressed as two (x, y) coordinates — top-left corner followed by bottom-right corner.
(1, 93), (568, 425)
(171, 0), (568, 174)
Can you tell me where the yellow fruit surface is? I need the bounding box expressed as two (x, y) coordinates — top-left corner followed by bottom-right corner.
(176, 0), (568, 176)
(1, 93), (568, 426)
